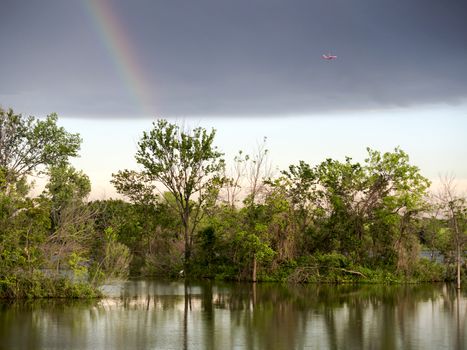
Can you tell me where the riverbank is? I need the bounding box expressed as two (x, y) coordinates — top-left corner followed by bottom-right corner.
(187, 252), (457, 285)
(0, 271), (101, 299)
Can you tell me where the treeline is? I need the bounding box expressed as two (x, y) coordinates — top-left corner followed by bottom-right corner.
(1, 108), (466, 298)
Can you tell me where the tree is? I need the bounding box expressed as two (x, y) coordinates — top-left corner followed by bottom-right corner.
(272, 160), (324, 258)
(437, 176), (466, 289)
(0, 109), (103, 297)
(0, 173), (50, 276)
(113, 119), (225, 267)
(0, 107), (81, 188)
(314, 157), (366, 256)
(44, 164), (91, 231)
(0, 108), (84, 274)
(242, 138), (273, 281)
(282, 148), (430, 269)
(222, 150), (249, 208)
(39, 164), (94, 275)
(363, 147), (431, 271)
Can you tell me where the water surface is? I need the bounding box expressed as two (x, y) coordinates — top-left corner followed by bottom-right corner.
(0, 281), (465, 349)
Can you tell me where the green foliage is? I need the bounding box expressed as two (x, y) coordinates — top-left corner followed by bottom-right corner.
(136, 119), (225, 182)
(234, 230), (275, 263)
(0, 271), (101, 299)
(113, 119), (225, 266)
(0, 108), (107, 298)
(45, 165), (91, 204)
(0, 107), (81, 184)
(185, 147), (444, 283)
(68, 252), (88, 280)
(411, 258), (446, 282)
(285, 253), (403, 284)
(88, 226), (132, 284)
(0, 192), (50, 275)
(195, 226), (217, 275)
(111, 170), (158, 205)
(100, 227), (132, 280)
(297, 148), (431, 269)
(90, 198), (180, 277)
(0, 110), (459, 292)
(42, 164), (91, 231)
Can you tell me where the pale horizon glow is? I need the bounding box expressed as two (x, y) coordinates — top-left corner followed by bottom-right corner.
(29, 103), (465, 200)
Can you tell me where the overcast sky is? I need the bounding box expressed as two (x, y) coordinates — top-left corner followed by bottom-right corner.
(2, 0), (467, 117)
(1, 0), (466, 197)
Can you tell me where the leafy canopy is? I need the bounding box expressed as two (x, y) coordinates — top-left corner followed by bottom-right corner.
(0, 107), (81, 184)
(135, 119), (225, 204)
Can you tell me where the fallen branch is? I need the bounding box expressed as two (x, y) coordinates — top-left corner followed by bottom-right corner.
(339, 268), (367, 278)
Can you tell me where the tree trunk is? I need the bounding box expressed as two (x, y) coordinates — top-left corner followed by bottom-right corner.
(184, 225), (191, 267)
(451, 208), (461, 290)
(456, 242), (461, 290)
(252, 255), (257, 282)
(182, 210), (191, 269)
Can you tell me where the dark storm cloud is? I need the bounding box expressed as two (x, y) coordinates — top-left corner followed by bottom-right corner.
(1, 0), (466, 117)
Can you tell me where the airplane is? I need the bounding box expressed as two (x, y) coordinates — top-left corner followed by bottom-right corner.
(322, 53), (337, 60)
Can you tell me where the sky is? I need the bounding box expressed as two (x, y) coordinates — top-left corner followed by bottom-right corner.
(1, 0), (467, 198)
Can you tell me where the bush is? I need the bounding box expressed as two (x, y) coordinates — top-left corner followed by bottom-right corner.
(0, 271), (101, 299)
(411, 258), (446, 282)
(287, 253), (407, 284)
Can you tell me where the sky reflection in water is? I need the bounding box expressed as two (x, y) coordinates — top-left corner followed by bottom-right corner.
(0, 281), (465, 350)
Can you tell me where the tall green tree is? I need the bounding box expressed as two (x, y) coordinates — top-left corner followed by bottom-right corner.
(363, 147), (430, 270)
(113, 119), (225, 267)
(0, 109), (103, 297)
(315, 157), (367, 256)
(269, 161), (323, 258)
(0, 107), (81, 188)
(0, 108), (83, 271)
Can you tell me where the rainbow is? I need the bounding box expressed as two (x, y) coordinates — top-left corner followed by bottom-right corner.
(83, 0), (155, 116)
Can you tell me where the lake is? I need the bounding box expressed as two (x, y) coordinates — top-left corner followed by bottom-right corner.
(0, 281), (465, 349)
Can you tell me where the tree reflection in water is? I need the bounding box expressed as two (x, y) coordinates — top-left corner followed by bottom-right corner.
(0, 282), (465, 349)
